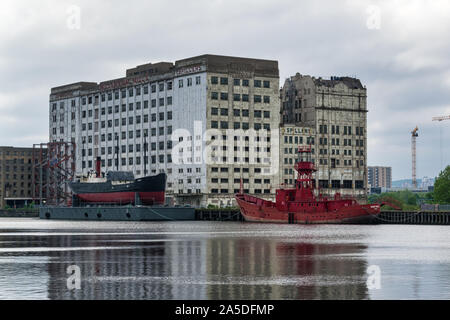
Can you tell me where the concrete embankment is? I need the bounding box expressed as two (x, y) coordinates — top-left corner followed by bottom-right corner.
(0, 210), (39, 218)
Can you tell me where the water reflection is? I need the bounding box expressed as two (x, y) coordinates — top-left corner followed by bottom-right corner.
(39, 234), (369, 299)
(1, 220), (450, 300)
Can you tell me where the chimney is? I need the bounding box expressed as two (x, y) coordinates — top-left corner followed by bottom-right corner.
(96, 157), (101, 178)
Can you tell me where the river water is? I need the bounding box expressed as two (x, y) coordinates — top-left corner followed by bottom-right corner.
(0, 218), (449, 300)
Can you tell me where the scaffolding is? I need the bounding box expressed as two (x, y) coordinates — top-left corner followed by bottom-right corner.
(32, 142), (76, 206)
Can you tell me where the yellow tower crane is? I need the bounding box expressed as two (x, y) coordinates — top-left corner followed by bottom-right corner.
(411, 126), (419, 188)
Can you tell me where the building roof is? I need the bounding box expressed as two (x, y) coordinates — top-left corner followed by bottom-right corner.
(313, 76), (364, 89)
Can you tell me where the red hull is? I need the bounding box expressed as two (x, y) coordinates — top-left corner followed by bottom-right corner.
(76, 191), (164, 205)
(236, 194), (380, 224)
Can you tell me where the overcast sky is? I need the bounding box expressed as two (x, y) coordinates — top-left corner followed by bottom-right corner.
(1, 0), (449, 180)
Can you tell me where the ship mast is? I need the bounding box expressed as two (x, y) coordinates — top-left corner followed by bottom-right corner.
(294, 146), (317, 202)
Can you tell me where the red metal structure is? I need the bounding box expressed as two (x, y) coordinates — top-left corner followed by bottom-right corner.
(235, 145), (381, 224)
(32, 142), (76, 206)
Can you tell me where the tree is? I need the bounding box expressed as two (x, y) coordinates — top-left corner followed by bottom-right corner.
(434, 165), (450, 204)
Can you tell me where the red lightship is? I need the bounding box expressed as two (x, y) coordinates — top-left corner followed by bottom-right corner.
(235, 146), (380, 224)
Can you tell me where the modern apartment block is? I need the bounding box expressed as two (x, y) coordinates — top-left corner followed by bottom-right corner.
(49, 54), (280, 207)
(280, 73), (368, 200)
(367, 166), (392, 189)
(0, 146), (35, 208)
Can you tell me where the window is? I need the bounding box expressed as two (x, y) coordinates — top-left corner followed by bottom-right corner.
(220, 77), (228, 85)
(187, 78), (192, 86)
(195, 76), (201, 85)
(159, 98), (164, 106)
(233, 79), (240, 86)
(242, 79), (249, 86)
(263, 96), (270, 103)
(211, 92), (218, 100)
(263, 80), (270, 88)
(167, 96), (172, 105)
(254, 80), (261, 87)
(211, 76), (218, 84)
(167, 81), (173, 90)
(254, 95), (261, 103)
(178, 79), (183, 88)
(242, 94), (249, 102)
(220, 92), (228, 100)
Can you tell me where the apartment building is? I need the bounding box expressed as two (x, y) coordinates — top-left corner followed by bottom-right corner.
(280, 73), (368, 200)
(49, 54), (280, 207)
(368, 166), (392, 189)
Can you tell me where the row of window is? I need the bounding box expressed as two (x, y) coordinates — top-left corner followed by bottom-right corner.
(53, 77), (272, 111)
(210, 178), (271, 184)
(283, 136), (314, 145)
(319, 137), (363, 146)
(210, 121), (271, 130)
(211, 77), (270, 88)
(79, 112), (173, 130)
(81, 141), (173, 157)
(81, 154), (172, 168)
(211, 92), (271, 103)
(211, 108), (271, 118)
(319, 125), (364, 135)
(0, 174), (32, 181)
(53, 91), (174, 112)
(211, 189), (271, 194)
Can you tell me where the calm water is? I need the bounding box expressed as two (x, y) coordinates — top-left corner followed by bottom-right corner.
(0, 218), (449, 300)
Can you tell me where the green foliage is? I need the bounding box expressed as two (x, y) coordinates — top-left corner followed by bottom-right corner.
(368, 190), (420, 211)
(434, 165), (450, 204)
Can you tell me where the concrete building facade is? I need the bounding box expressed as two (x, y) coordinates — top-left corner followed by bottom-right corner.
(0, 147), (35, 208)
(49, 54), (280, 207)
(280, 73), (368, 200)
(368, 166), (392, 189)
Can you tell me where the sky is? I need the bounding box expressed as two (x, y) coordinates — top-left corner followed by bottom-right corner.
(0, 0), (449, 180)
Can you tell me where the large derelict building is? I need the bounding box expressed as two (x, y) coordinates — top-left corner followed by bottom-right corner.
(280, 73), (368, 200)
(49, 54), (280, 207)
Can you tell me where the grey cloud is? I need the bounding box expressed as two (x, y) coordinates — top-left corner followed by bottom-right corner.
(1, 0), (449, 180)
